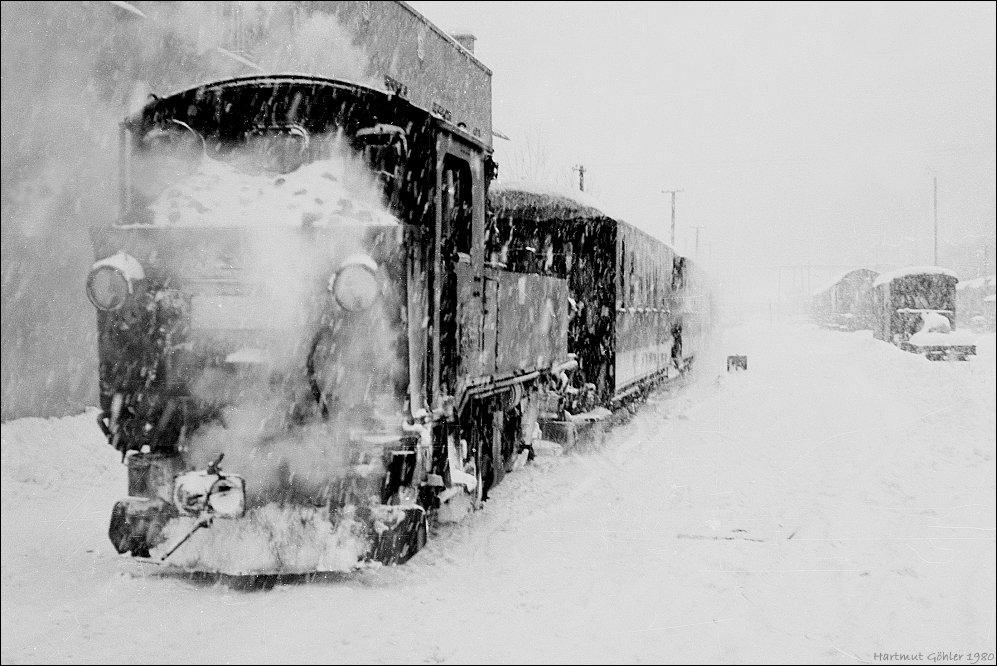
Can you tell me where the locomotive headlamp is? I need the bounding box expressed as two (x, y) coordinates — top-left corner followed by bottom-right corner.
(329, 254), (380, 312)
(86, 252), (145, 311)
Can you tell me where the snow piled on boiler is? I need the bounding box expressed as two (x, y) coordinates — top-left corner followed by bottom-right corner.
(136, 154), (398, 229)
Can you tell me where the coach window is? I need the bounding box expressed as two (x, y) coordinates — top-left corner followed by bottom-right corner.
(485, 212), (512, 267)
(241, 125), (310, 175)
(562, 240), (574, 274)
(354, 124), (408, 209)
(441, 156), (472, 259)
(438, 154), (473, 395)
(618, 239), (627, 308)
(541, 233), (555, 273)
(629, 253), (638, 305)
(672, 256), (686, 291)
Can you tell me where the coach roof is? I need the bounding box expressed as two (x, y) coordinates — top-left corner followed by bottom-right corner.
(873, 265), (959, 288)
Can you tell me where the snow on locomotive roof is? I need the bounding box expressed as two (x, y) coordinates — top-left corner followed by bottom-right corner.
(490, 179), (624, 221)
(873, 265), (958, 287)
(489, 180), (679, 254)
(127, 155), (398, 229)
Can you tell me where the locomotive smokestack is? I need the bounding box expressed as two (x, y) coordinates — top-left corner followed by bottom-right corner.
(450, 31), (476, 54)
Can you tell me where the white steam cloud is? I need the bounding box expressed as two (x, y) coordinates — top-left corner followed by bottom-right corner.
(137, 137), (409, 571)
(2, 1), (379, 419)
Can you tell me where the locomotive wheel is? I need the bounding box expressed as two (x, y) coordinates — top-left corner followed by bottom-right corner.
(372, 508), (427, 565)
(414, 512), (428, 551)
(471, 456), (486, 510)
(394, 510), (430, 564)
(465, 406), (491, 510)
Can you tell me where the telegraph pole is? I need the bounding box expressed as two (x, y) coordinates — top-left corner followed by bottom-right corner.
(933, 176), (938, 265)
(662, 189), (682, 246)
(572, 165), (586, 192)
(690, 225), (706, 257)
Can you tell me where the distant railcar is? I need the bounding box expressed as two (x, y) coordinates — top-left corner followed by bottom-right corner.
(872, 266), (976, 360)
(955, 275), (996, 332)
(811, 268), (879, 331)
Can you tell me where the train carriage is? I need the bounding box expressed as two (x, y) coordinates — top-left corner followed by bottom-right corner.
(488, 182), (711, 412)
(872, 266), (976, 361)
(811, 268), (879, 331)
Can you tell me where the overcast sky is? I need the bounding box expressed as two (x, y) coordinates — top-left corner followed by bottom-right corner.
(409, 1), (996, 294)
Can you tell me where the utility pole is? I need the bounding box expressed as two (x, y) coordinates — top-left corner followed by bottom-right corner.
(933, 176), (938, 265)
(572, 165), (586, 192)
(662, 189), (682, 247)
(984, 220), (993, 276)
(690, 225), (706, 257)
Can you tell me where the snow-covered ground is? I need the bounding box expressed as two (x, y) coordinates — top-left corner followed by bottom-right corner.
(2, 321), (994, 664)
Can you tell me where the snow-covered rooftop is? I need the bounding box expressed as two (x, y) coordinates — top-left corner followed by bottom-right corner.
(873, 265), (958, 288)
(490, 179), (623, 221)
(489, 180), (679, 254)
(812, 267), (879, 296)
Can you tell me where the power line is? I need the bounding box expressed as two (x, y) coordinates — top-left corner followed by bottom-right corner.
(572, 164), (586, 192)
(933, 175), (938, 266)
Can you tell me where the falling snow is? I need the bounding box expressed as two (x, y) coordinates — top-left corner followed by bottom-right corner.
(2, 1), (995, 664)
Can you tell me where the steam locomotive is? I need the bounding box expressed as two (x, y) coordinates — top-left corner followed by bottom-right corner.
(85, 5), (710, 574)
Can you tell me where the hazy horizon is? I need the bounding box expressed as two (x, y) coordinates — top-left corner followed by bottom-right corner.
(410, 0), (996, 296)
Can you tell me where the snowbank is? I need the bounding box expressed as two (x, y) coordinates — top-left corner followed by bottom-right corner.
(908, 328), (976, 347)
(1, 408), (118, 497)
(1, 325), (994, 664)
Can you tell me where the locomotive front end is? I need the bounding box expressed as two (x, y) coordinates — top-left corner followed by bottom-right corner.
(90, 77), (434, 571)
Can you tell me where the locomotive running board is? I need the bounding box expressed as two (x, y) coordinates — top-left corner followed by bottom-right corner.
(456, 370), (542, 416)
